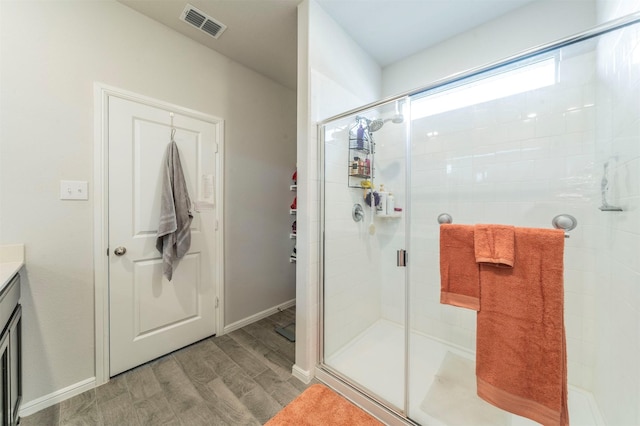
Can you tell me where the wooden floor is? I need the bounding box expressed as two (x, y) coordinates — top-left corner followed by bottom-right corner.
(22, 307), (313, 425)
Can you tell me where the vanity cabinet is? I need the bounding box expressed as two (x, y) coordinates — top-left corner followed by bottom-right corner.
(0, 274), (21, 426)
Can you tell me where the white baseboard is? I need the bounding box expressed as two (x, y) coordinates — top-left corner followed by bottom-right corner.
(292, 364), (313, 384)
(19, 377), (96, 418)
(222, 299), (295, 335)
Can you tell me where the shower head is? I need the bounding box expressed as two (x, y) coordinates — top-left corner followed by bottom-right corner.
(368, 118), (384, 132)
(355, 100), (404, 133)
(354, 115), (387, 132)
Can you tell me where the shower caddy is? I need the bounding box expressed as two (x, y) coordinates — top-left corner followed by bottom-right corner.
(348, 117), (402, 220)
(348, 117), (373, 188)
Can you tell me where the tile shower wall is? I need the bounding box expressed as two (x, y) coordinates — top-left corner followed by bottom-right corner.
(409, 47), (601, 390)
(314, 74), (380, 355)
(323, 117), (383, 357)
(323, 103), (408, 356)
(373, 121), (408, 325)
(592, 17), (640, 425)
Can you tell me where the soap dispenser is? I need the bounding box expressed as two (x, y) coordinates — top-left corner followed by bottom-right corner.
(387, 192), (395, 215)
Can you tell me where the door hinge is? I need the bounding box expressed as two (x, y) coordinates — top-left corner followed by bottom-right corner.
(215, 220), (219, 231)
(397, 249), (407, 267)
(106, 247), (109, 256)
(215, 297), (219, 308)
(215, 143), (219, 153)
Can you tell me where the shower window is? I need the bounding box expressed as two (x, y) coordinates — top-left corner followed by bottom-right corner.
(411, 56), (557, 119)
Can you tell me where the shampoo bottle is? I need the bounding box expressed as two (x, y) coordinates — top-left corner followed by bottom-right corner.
(350, 157), (359, 176)
(377, 184), (387, 215)
(356, 124), (365, 149)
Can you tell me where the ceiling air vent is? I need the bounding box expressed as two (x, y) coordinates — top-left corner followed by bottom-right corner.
(180, 4), (227, 39)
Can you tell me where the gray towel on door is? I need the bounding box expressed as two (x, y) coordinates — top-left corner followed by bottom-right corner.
(156, 140), (193, 281)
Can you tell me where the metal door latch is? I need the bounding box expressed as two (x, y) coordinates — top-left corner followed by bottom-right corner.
(114, 246), (127, 256)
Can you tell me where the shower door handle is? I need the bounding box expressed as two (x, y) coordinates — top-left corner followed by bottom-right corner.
(397, 249), (407, 267)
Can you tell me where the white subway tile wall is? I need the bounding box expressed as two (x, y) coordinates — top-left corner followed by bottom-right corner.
(408, 29), (638, 403)
(323, 116), (380, 357)
(592, 15), (640, 426)
(410, 50), (590, 356)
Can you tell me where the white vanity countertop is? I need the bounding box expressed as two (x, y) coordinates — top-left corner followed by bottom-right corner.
(0, 244), (25, 290)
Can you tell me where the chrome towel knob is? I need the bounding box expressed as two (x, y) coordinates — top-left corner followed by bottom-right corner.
(437, 213), (452, 224)
(551, 214), (577, 232)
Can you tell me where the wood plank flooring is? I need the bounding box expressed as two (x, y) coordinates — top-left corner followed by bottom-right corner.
(21, 307), (314, 426)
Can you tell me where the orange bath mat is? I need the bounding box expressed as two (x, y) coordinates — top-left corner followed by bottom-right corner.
(265, 384), (383, 426)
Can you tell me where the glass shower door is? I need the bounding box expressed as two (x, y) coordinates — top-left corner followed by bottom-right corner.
(405, 55), (564, 424)
(321, 98), (409, 413)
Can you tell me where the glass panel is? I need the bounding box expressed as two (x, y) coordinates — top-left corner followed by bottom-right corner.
(321, 98), (409, 412)
(407, 20), (640, 425)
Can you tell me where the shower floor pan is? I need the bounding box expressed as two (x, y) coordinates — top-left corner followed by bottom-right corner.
(325, 319), (603, 426)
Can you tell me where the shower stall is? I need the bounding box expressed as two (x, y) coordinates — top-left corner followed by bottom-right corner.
(318, 14), (640, 426)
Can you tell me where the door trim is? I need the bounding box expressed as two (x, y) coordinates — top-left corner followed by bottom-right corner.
(93, 83), (225, 385)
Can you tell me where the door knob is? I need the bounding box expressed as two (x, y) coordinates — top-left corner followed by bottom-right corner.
(114, 246), (127, 256)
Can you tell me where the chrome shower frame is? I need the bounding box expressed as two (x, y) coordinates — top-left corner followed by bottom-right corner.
(316, 11), (640, 425)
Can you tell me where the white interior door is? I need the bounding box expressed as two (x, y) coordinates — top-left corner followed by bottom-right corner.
(108, 95), (221, 376)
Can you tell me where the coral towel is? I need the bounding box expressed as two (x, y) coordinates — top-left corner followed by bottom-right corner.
(474, 224), (515, 267)
(439, 224), (480, 310)
(475, 227), (568, 426)
(156, 140), (193, 281)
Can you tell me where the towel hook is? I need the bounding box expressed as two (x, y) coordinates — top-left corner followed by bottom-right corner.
(169, 112), (176, 141)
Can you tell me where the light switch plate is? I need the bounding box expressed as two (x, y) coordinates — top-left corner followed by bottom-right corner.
(60, 180), (88, 200)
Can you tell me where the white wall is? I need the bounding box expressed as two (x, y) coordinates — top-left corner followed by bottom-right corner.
(295, 0), (381, 377)
(593, 2), (640, 424)
(382, 0), (596, 97)
(0, 0), (295, 406)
